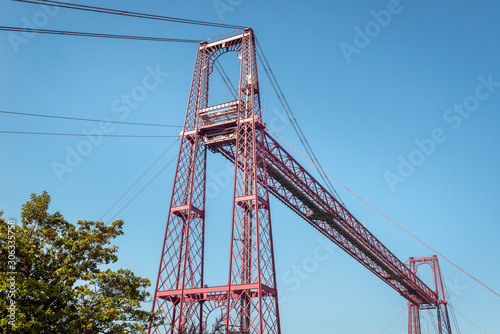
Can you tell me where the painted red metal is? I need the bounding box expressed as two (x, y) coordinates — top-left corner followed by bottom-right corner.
(214, 133), (436, 305)
(149, 29), (452, 333)
(148, 33), (210, 334)
(149, 28), (280, 334)
(408, 256), (452, 334)
(408, 302), (421, 334)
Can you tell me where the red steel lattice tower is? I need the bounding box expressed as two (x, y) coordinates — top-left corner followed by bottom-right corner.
(407, 256), (452, 334)
(149, 27), (453, 334)
(149, 28), (280, 334)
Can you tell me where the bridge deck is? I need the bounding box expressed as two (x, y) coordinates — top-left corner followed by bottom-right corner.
(203, 127), (437, 306)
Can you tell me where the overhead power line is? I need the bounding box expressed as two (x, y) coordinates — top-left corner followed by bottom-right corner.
(12, 0), (246, 30)
(0, 130), (177, 137)
(0, 110), (182, 128)
(0, 26), (201, 43)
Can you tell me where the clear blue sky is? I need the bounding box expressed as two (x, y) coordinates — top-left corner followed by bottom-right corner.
(1, 0), (499, 333)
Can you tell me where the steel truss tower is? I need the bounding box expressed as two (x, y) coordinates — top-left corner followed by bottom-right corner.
(149, 28), (452, 334)
(408, 256), (452, 334)
(149, 28), (280, 334)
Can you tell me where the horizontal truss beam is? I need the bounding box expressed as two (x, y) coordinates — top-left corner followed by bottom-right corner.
(204, 127), (437, 306)
(157, 283), (276, 304)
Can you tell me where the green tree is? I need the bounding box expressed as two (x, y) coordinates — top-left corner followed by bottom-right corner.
(0, 191), (164, 333)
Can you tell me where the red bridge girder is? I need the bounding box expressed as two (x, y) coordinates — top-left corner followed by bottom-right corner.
(211, 131), (437, 306)
(149, 28), (452, 334)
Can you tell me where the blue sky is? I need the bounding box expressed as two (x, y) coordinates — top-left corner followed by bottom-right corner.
(1, 0), (499, 333)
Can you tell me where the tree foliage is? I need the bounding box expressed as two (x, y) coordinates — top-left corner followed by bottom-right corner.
(0, 191), (164, 333)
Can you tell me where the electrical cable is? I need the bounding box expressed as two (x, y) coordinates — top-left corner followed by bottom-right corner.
(0, 110), (182, 128)
(98, 137), (179, 222)
(12, 0), (246, 30)
(267, 128), (500, 300)
(0, 26), (201, 43)
(0, 130), (177, 137)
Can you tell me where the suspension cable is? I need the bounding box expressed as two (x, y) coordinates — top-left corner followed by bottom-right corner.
(268, 128), (500, 299)
(98, 137), (179, 221)
(255, 39), (344, 205)
(214, 61), (238, 100)
(443, 280), (462, 334)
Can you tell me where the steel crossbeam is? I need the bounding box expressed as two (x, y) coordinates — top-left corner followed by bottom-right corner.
(149, 27), (452, 334)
